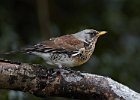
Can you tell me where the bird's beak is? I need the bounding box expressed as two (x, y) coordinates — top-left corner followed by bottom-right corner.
(96, 31), (107, 37)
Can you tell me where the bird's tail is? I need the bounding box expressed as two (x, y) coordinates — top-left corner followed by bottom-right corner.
(0, 46), (37, 55)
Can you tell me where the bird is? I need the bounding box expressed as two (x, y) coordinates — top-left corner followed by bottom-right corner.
(22, 29), (106, 68)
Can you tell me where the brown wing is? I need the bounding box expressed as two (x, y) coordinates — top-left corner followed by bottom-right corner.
(25, 35), (85, 53)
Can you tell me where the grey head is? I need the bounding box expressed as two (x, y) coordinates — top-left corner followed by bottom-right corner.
(72, 29), (100, 43)
(72, 29), (107, 50)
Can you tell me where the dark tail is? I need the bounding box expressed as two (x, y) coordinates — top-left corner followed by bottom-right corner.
(0, 46), (37, 55)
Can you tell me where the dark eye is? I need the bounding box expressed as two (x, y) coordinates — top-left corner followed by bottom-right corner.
(87, 32), (95, 37)
(88, 30), (99, 36)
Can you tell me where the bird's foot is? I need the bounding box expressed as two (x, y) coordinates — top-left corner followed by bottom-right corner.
(63, 67), (84, 78)
(63, 67), (75, 73)
(56, 65), (84, 78)
(75, 71), (84, 78)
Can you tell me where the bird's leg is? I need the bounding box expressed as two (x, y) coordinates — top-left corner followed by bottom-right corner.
(52, 64), (62, 76)
(56, 64), (72, 71)
(56, 64), (73, 73)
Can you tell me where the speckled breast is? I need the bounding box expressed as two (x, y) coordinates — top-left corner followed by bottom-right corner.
(72, 50), (93, 66)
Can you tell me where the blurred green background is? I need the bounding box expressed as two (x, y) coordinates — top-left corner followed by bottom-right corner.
(0, 0), (140, 100)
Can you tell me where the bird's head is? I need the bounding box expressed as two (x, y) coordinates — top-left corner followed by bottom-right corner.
(73, 29), (107, 44)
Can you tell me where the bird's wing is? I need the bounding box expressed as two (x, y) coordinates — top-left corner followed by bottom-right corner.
(24, 35), (86, 54)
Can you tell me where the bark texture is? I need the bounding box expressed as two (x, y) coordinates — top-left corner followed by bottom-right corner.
(0, 59), (140, 100)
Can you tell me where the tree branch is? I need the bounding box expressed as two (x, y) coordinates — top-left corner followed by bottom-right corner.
(0, 59), (140, 100)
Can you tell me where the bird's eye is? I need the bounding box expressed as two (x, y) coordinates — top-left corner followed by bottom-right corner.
(86, 32), (95, 37)
(89, 30), (99, 36)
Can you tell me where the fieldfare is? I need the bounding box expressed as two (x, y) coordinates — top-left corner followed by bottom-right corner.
(24, 29), (106, 68)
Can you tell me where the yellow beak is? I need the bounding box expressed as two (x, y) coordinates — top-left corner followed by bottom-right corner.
(96, 31), (107, 37)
